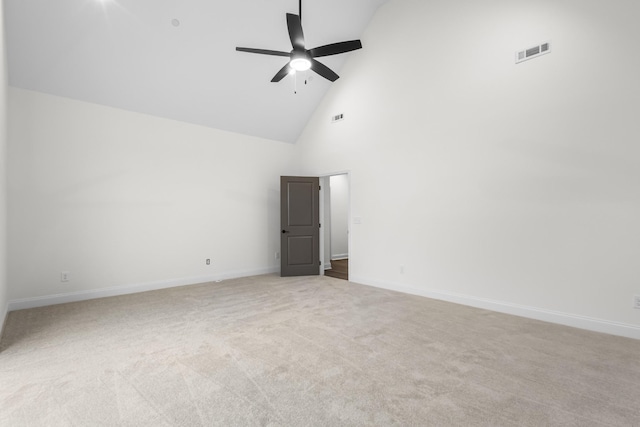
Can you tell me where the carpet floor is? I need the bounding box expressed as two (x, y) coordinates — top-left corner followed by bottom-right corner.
(1, 274), (639, 426)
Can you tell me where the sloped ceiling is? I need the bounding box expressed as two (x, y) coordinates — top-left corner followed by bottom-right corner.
(4, 0), (388, 143)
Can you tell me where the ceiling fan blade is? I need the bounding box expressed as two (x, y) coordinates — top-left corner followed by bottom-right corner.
(271, 63), (292, 82)
(286, 13), (305, 50)
(310, 59), (339, 82)
(236, 47), (290, 57)
(309, 40), (362, 58)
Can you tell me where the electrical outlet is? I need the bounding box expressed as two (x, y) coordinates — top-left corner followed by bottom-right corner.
(206, 259), (211, 265)
(61, 271), (70, 282)
(400, 265), (405, 275)
(634, 295), (640, 309)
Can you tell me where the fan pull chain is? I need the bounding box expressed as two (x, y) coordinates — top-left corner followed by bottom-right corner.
(293, 71), (308, 94)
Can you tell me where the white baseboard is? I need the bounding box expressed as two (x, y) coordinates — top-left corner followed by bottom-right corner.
(350, 275), (640, 340)
(331, 254), (348, 260)
(323, 263), (332, 270)
(8, 266), (279, 312)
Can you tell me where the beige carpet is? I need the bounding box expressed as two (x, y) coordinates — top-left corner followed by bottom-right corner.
(1, 274), (639, 426)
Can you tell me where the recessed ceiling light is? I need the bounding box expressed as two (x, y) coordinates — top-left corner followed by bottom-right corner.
(171, 18), (180, 27)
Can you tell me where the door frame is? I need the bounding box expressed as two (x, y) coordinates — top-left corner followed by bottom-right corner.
(318, 171), (351, 277)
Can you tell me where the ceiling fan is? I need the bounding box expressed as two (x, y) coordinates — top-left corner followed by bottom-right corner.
(236, 0), (362, 83)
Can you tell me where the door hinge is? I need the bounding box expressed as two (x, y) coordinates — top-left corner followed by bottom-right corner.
(319, 223), (321, 228)
(319, 186), (322, 191)
(319, 261), (322, 266)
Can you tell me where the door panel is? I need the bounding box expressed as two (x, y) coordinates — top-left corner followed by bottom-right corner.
(281, 176), (320, 277)
(288, 236), (314, 265)
(287, 182), (314, 226)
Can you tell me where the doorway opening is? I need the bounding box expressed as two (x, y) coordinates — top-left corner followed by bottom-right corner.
(320, 173), (350, 280)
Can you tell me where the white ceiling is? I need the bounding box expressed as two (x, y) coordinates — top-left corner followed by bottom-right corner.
(4, 0), (388, 143)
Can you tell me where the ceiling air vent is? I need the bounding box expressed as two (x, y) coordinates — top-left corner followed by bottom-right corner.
(331, 113), (344, 123)
(516, 41), (551, 64)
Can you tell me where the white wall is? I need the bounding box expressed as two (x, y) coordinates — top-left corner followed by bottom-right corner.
(7, 88), (296, 304)
(0, 0), (9, 334)
(329, 174), (349, 259)
(295, 0), (640, 337)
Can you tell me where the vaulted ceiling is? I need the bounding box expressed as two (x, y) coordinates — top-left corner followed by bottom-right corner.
(4, 0), (388, 143)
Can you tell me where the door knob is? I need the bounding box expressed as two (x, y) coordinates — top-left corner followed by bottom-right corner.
(282, 230), (290, 234)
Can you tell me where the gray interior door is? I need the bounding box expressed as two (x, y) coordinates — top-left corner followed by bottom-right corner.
(281, 176), (320, 277)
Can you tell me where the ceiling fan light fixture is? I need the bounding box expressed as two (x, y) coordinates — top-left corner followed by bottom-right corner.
(290, 57), (311, 71)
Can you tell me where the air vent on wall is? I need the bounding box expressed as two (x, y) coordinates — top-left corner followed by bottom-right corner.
(516, 42), (551, 64)
(331, 113), (344, 123)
